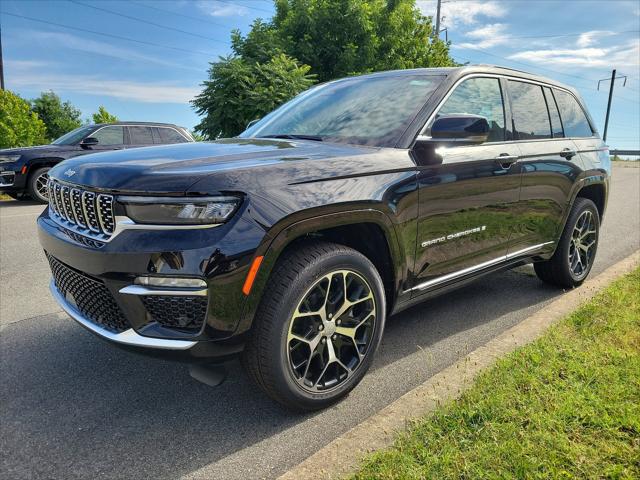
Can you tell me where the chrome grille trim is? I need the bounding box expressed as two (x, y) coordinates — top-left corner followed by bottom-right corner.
(48, 178), (115, 241)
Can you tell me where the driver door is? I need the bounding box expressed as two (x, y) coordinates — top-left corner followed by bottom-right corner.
(411, 76), (522, 292)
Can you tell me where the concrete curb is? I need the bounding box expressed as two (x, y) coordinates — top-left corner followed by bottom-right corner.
(278, 251), (640, 480)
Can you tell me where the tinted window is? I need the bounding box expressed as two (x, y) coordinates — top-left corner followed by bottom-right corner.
(128, 126), (154, 145)
(509, 81), (551, 139)
(436, 77), (506, 142)
(158, 127), (187, 144)
(553, 89), (593, 137)
(241, 75), (443, 147)
(543, 87), (564, 138)
(93, 126), (124, 146)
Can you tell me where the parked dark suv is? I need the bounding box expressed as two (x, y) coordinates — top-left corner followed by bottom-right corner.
(38, 66), (609, 410)
(0, 122), (193, 203)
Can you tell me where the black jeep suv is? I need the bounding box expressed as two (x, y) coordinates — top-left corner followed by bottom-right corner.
(38, 66), (610, 410)
(0, 122), (193, 203)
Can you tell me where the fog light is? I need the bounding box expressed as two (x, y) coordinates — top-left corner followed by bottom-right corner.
(134, 276), (207, 288)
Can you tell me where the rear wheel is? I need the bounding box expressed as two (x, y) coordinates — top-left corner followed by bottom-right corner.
(534, 197), (599, 288)
(243, 241), (386, 411)
(27, 167), (51, 203)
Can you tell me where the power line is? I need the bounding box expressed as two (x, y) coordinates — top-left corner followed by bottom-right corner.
(69, 0), (230, 44)
(213, 0), (273, 15)
(453, 43), (640, 103)
(131, 1), (236, 29)
(2, 12), (221, 57)
(508, 29), (639, 39)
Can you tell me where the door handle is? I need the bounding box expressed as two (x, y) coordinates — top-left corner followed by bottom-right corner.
(560, 148), (577, 159)
(494, 153), (519, 168)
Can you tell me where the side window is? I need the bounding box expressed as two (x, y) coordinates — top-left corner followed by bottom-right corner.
(435, 77), (506, 142)
(128, 126), (154, 145)
(158, 127), (188, 144)
(92, 126), (124, 146)
(553, 90), (593, 138)
(543, 87), (564, 138)
(508, 81), (551, 139)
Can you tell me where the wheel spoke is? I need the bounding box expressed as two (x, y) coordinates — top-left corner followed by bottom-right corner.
(287, 269), (376, 393)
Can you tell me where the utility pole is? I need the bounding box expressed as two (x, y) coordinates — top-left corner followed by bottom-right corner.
(0, 24), (4, 90)
(435, 0), (441, 39)
(597, 69), (627, 143)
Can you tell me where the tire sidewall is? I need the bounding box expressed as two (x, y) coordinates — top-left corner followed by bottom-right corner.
(269, 249), (386, 409)
(560, 199), (600, 284)
(28, 167), (51, 204)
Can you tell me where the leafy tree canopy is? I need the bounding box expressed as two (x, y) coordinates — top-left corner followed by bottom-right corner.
(0, 90), (48, 148)
(30, 91), (82, 141)
(193, 54), (315, 139)
(92, 105), (118, 124)
(193, 0), (455, 138)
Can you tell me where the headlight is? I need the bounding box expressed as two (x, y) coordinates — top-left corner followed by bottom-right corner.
(0, 155), (21, 164)
(118, 196), (241, 225)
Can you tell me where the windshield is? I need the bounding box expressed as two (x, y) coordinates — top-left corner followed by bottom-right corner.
(51, 125), (96, 145)
(240, 74), (444, 147)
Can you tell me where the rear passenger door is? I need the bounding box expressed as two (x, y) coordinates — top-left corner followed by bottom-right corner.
(507, 80), (583, 254)
(126, 126), (155, 148)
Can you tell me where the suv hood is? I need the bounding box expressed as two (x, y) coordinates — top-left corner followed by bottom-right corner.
(48, 139), (374, 194)
(0, 144), (78, 158)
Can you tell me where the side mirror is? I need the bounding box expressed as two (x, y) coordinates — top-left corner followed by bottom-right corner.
(429, 114), (490, 144)
(80, 137), (99, 149)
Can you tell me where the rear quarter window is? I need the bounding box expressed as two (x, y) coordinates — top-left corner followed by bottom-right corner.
(553, 89), (594, 138)
(157, 127), (188, 144)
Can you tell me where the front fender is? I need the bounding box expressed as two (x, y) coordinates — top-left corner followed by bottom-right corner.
(234, 208), (405, 336)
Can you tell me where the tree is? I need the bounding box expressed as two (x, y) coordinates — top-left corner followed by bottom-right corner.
(193, 0), (456, 138)
(30, 91), (82, 141)
(92, 106), (118, 124)
(0, 90), (47, 148)
(193, 54), (315, 138)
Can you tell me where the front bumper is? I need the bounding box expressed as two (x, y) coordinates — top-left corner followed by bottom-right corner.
(38, 204), (267, 362)
(0, 163), (27, 191)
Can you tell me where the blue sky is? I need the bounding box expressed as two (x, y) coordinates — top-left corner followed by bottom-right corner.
(2, 0), (639, 150)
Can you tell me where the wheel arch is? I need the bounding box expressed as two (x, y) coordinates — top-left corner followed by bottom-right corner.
(235, 209), (405, 335)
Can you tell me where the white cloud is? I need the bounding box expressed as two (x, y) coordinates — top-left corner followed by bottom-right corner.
(10, 70), (199, 104)
(509, 39), (640, 69)
(197, 0), (248, 17)
(576, 30), (615, 48)
(458, 23), (511, 49)
(417, 0), (506, 28)
(23, 31), (201, 72)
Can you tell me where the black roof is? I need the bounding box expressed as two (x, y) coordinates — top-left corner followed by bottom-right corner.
(340, 64), (579, 94)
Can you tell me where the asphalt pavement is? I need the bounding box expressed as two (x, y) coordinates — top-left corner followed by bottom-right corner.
(1, 165), (638, 479)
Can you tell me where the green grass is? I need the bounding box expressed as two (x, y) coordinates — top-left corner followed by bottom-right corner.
(353, 268), (640, 480)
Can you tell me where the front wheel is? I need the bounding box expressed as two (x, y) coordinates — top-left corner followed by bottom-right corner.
(27, 167), (51, 203)
(243, 241), (386, 411)
(534, 197), (600, 288)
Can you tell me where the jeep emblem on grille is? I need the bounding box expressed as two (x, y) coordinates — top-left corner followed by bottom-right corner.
(64, 169), (76, 177)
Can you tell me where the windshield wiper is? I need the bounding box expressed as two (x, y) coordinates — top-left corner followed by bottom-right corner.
(257, 134), (323, 142)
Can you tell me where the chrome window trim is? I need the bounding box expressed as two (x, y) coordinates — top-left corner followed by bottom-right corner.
(407, 242), (553, 293)
(119, 285), (208, 297)
(418, 73), (597, 142)
(50, 280), (196, 350)
(88, 124), (190, 146)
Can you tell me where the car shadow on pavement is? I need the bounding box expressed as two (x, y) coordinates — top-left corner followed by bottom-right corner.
(0, 199), (43, 209)
(0, 269), (562, 479)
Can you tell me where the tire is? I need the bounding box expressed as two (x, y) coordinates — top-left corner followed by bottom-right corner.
(243, 241), (386, 411)
(27, 167), (51, 204)
(534, 197), (600, 288)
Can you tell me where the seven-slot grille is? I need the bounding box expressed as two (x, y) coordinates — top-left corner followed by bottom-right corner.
(48, 178), (116, 239)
